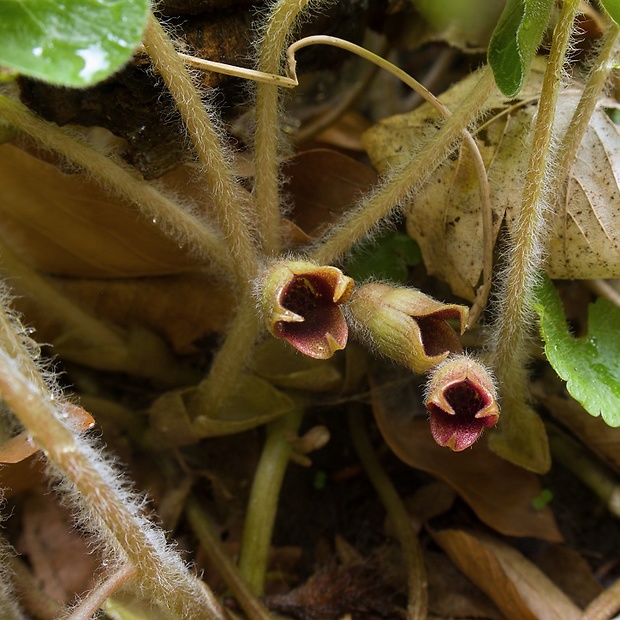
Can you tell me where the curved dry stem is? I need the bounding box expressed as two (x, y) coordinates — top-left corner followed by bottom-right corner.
(0, 96), (232, 279)
(63, 565), (137, 620)
(587, 279), (620, 307)
(237, 407), (304, 595)
(143, 13), (259, 287)
(309, 65), (495, 265)
(288, 37), (490, 323)
(253, 0), (318, 255)
(348, 405), (427, 620)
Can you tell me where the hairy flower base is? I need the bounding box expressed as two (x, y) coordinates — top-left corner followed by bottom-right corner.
(425, 356), (499, 451)
(260, 261), (354, 359)
(348, 283), (468, 373)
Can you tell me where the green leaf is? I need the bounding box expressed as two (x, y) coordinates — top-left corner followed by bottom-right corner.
(600, 0), (620, 25)
(0, 0), (150, 87)
(488, 0), (554, 97)
(533, 276), (620, 427)
(346, 232), (421, 283)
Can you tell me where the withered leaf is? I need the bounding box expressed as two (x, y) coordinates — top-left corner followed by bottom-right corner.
(432, 529), (581, 620)
(0, 144), (205, 278)
(363, 61), (620, 300)
(370, 365), (562, 541)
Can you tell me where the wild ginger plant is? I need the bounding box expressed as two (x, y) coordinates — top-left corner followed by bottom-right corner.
(0, 0), (619, 618)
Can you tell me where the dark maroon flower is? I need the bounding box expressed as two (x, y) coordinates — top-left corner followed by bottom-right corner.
(261, 261), (355, 359)
(424, 355), (499, 451)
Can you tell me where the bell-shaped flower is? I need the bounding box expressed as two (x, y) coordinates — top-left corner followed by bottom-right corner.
(260, 261), (355, 359)
(424, 355), (499, 451)
(347, 283), (468, 373)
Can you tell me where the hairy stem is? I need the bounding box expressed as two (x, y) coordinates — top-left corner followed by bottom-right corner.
(253, 0), (319, 255)
(486, 0), (580, 472)
(238, 407), (304, 595)
(186, 497), (274, 620)
(193, 296), (261, 417)
(310, 67), (495, 265)
(0, 345), (223, 619)
(0, 96), (232, 279)
(556, 21), (620, 197)
(348, 405), (427, 620)
(143, 13), (258, 288)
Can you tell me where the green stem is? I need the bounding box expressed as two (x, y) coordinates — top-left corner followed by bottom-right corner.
(186, 497), (274, 620)
(143, 13), (258, 288)
(238, 407), (304, 595)
(0, 96), (232, 279)
(253, 0), (317, 255)
(547, 423), (620, 518)
(347, 405), (427, 620)
(310, 67), (495, 266)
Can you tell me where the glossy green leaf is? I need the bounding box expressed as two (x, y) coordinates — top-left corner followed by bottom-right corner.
(534, 276), (620, 427)
(0, 0), (150, 87)
(346, 231), (421, 283)
(488, 0), (554, 96)
(600, 0), (620, 25)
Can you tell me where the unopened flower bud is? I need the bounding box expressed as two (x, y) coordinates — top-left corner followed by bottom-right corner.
(348, 283), (468, 373)
(260, 261), (355, 359)
(424, 355), (499, 451)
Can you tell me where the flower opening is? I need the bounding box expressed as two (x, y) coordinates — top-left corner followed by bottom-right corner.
(425, 355), (499, 451)
(261, 261), (354, 359)
(348, 283), (468, 373)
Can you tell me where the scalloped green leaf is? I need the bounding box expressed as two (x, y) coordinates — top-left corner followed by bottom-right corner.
(346, 231), (421, 284)
(0, 0), (150, 87)
(600, 0), (620, 25)
(534, 276), (620, 427)
(488, 0), (554, 96)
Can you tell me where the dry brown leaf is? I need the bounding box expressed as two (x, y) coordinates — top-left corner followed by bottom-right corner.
(282, 148), (378, 239)
(18, 492), (98, 604)
(432, 529), (582, 620)
(12, 272), (233, 354)
(370, 365), (562, 541)
(0, 144), (205, 278)
(363, 62), (620, 300)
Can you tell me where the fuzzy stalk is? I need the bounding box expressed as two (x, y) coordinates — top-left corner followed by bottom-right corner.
(0, 539), (26, 620)
(237, 406), (304, 595)
(186, 497), (274, 620)
(0, 96), (232, 279)
(310, 67), (495, 265)
(555, 21), (620, 197)
(0, 348), (223, 619)
(348, 406), (427, 620)
(486, 0), (580, 472)
(143, 13), (258, 287)
(192, 296), (261, 416)
(253, 0), (316, 255)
